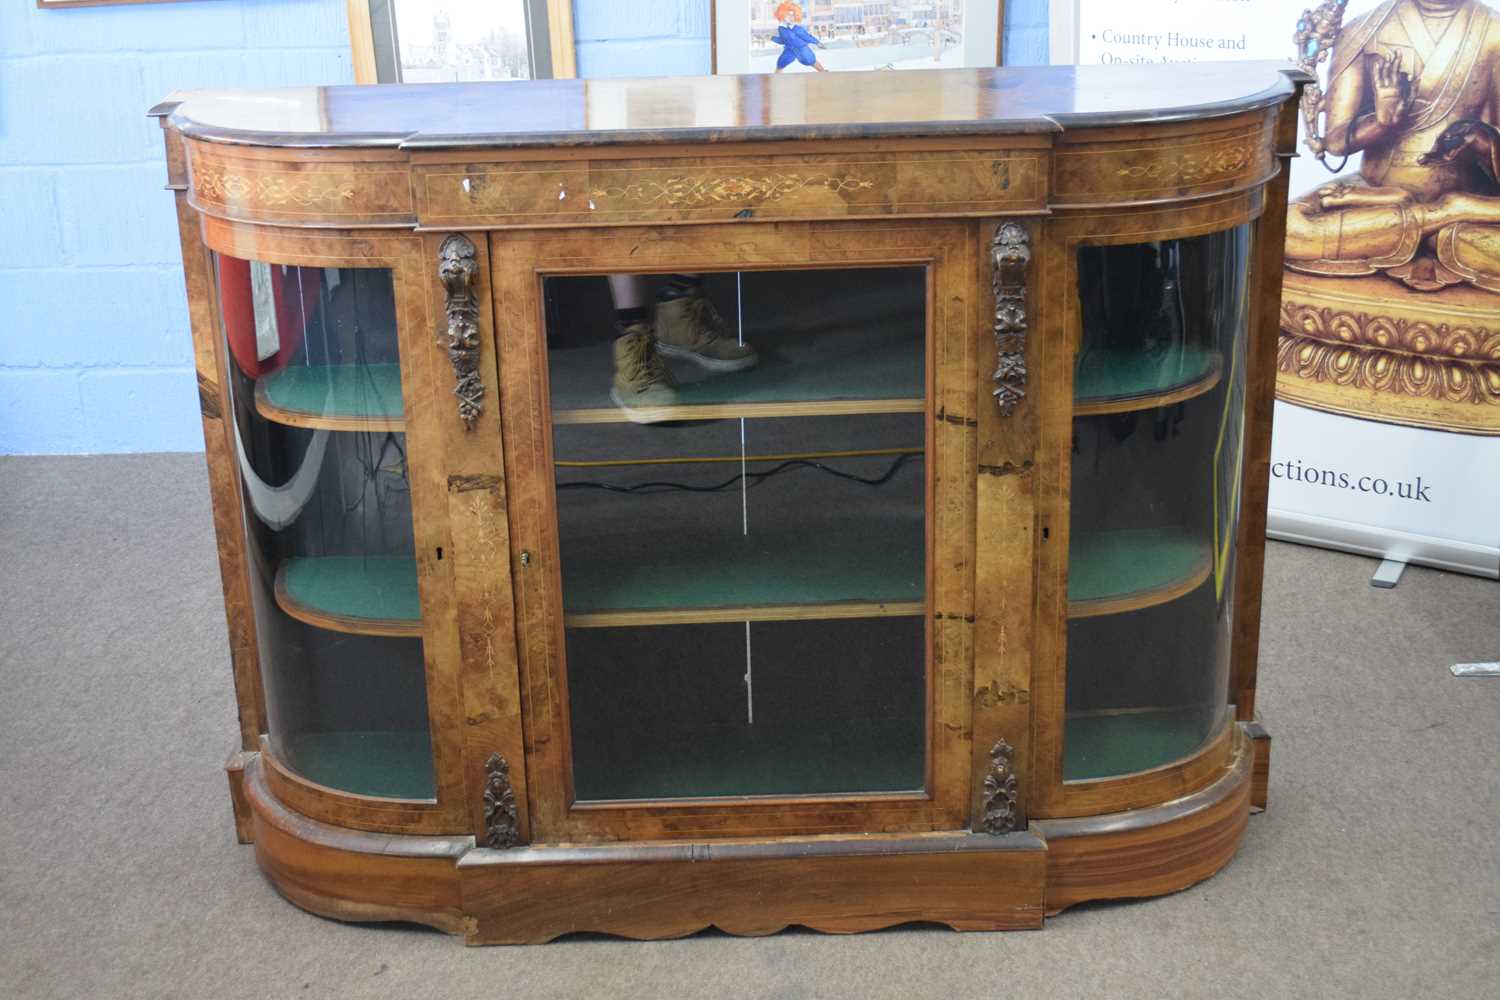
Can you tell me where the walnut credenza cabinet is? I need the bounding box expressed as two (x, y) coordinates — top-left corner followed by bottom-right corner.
(155, 62), (1307, 944)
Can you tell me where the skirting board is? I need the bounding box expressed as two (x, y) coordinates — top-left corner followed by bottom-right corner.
(1267, 508), (1500, 580)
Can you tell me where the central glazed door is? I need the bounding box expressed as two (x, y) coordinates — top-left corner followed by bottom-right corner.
(490, 219), (994, 842)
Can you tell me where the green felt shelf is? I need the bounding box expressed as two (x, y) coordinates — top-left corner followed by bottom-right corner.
(1067, 527), (1212, 618)
(256, 363), (405, 430)
(572, 717), (925, 800)
(548, 323), (923, 422)
(279, 730), (436, 800)
(1074, 344), (1221, 413)
(275, 555), (421, 636)
(560, 514), (925, 624)
(1063, 709), (1217, 781)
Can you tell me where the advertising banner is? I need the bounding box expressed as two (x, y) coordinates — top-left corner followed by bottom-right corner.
(1059, 0), (1500, 577)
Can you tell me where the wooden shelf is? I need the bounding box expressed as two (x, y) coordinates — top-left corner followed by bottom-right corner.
(1073, 344), (1222, 416)
(280, 730), (436, 800)
(256, 363), (405, 432)
(270, 520), (924, 634)
(549, 323), (923, 425)
(1067, 527), (1212, 619)
(274, 555), (421, 637)
(561, 516), (925, 628)
(1062, 707), (1217, 782)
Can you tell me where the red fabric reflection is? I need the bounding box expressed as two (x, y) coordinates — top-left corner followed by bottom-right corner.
(219, 257), (321, 377)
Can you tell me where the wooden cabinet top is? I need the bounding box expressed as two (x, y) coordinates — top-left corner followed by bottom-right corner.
(153, 62), (1306, 150)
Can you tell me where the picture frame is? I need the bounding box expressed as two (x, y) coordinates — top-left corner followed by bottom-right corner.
(345, 0), (576, 85)
(712, 1), (1006, 75)
(36, 0), (187, 7)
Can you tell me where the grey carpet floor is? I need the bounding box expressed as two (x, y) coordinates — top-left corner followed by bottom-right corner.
(1, 454), (1496, 1000)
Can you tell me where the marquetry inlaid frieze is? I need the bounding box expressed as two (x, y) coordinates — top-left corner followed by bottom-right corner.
(1051, 113), (1276, 207)
(414, 149), (1048, 228)
(184, 142), (415, 227)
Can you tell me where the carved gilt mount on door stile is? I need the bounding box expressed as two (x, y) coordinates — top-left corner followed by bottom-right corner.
(980, 739), (1020, 834)
(991, 222), (1030, 417)
(482, 752), (520, 849)
(437, 234), (485, 429)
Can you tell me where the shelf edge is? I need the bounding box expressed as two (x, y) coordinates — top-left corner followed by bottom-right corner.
(1073, 357), (1224, 417)
(564, 600), (925, 629)
(254, 377), (407, 433)
(273, 562), (423, 638)
(552, 398), (925, 426)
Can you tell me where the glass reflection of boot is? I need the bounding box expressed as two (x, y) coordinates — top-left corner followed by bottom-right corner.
(610, 322), (679, 424)
(654, 295), (759, 373)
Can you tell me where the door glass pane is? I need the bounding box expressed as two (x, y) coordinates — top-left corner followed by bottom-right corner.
(544, 269), (928, 800)
(215, 255), (435, 800)
(1065, 224), (1251, 781)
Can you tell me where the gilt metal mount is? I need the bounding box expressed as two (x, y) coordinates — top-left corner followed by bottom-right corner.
(990, 222), (1030, 417)
(438, 234), (485, 429)
(980, 738), (1020, 834)
(482, 751), (520, 849)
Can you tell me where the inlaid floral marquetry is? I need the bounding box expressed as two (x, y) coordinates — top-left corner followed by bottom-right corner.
(1052, 113), (1276, 206)
(1114, 144), (1252, 184)
(195, 168), (356, 208)
(591, 172), (877, 209)
(185, 146), (415, 226)
(413, 148), (1047, 228)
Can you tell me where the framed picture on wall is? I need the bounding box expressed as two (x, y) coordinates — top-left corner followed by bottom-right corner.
(344, 0), (576, 84)
(712, 1), (1005, 74)
(36, 1), (184, 7)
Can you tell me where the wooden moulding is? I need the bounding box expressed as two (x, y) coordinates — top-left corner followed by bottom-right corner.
(242, 753), (474, 935)
(235, 729), (1255, 943)
(457, 832), (1048, 944)
(225, 749), (256, 845)
(1245, 720), (1271, 812)
(1034, 723), (1253, 915)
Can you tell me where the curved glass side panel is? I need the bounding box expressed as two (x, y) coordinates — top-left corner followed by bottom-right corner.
(543, 269), (928, 801)
(1065, 225), (1251, 781)
(215, 255), (435, 800)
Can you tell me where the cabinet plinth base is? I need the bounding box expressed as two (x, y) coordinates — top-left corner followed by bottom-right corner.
(458, 834), (1048, 944)
(236, 727), (1257, 943)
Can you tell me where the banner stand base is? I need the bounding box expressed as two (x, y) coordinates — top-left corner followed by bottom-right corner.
(1267, 509), (1500, 581)
(1370, 558), (1407, 589)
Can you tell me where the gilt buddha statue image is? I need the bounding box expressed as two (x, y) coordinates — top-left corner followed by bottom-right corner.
(1281, 0), (1500, 432)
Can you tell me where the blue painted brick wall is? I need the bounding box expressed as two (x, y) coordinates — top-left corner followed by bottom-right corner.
(0, 0), (352, 455)
(0, 0), (1045, 454)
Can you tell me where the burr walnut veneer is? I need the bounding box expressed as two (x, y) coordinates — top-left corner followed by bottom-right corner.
(157, 62), (1306, 944)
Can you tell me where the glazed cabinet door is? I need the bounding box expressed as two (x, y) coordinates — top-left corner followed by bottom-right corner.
(491, 219), (997, 842)
(198, 221), (498, 835)
(1031, 193), (1262, 818)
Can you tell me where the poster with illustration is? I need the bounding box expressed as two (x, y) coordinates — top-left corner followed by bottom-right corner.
(1059, 0), (1500, 577)
(714, 1), (1003, 75)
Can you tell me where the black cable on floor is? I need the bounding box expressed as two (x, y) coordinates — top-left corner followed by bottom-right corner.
(555, 452), (920, 495)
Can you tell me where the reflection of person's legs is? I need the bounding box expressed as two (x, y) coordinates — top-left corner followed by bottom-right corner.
(607, 275), (648, 328)
(606, 272), (760, 423)
(607, 274), (676, 422)
(653, 275), (758, 372)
